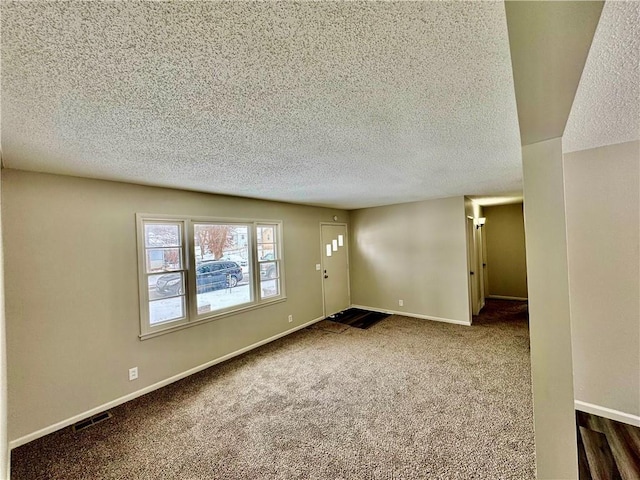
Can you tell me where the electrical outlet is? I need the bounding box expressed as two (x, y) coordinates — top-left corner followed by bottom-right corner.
(399, 300), (404, 307)
(128, 367), (138, 381)
(288, 314), (293, 323)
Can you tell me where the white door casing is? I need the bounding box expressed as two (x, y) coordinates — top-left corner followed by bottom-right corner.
(320, 224), (350, 317)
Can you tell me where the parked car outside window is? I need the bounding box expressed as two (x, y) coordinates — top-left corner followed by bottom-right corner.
(156, 260), (243, 296)
(258, 252), (276, 279)
(220, 254), (248, 267)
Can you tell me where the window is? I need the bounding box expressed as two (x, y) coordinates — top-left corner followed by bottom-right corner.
(140, 220), (188, 328)
(137, 215), (284, 338)
(193, 223), (251, 317)
(257, 224), (281, 299)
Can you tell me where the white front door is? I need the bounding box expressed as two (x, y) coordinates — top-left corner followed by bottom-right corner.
(321, 224), (350, 317)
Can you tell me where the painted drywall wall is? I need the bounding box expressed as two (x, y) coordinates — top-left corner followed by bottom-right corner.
(484, 203), (528, 299)
(0, 168), (8, 479)
(564, 140), (640, 420)
(350, 196), (470, 324)
(2, 170), (347, 443)
(522, 138), (578, 479)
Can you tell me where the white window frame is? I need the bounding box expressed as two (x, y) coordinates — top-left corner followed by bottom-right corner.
(136, 214), (285, 339)
(137, 216), (190, 338)
(256, 223), (283, 301)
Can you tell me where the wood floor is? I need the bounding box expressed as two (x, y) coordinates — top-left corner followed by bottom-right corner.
(577, 410), (640, 480)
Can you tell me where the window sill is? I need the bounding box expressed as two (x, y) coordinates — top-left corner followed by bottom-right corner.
(139, 296), (287, 340)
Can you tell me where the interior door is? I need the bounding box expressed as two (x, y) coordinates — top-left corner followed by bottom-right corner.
(467, 217), (479, 317)
(321, 224), (350, 317)
(477, 226), (486, 310)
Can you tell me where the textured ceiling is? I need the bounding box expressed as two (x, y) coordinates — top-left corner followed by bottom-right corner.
(1, 1), (523, 209)
(563, 1), (640, 154)
(504, 0), (604, 147)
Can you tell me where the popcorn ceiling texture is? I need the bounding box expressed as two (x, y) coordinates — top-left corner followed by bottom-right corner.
(563, 1), (640, 154)
(1, 1), (522, 209)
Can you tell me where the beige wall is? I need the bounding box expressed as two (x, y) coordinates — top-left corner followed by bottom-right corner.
(2, 170), (347, 442)
(0, 168), (8, 478)
(564, 140), (640, 419)
(350, 196), (470, 324)
(484, 203), (528, 299)
(522, 138), (577, 479)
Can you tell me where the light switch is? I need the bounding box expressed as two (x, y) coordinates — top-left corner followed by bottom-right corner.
(315, 264), (321, 271)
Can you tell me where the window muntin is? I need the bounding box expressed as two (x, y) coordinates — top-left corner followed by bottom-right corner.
(138, 216), (284, 338)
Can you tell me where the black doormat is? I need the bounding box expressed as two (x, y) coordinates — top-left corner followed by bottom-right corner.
(327, 308), (390, 329)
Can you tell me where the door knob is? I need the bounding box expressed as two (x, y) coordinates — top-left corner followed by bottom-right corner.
(470, 271), (475, 275)
(324, 275), (329, 279)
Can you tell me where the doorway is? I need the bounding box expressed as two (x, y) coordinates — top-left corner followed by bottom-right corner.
(320, 223), (350, 317)
(466, 217), (485, 318)
(477, 223), (486, 311)
(467, 217), (479, 317)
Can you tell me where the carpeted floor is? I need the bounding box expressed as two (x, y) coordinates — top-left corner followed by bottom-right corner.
(11, 299), (535, 479)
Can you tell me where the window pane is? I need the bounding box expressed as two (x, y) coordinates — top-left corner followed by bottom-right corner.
(149, 296), (185, 325)
(259, 262), (278, 280)
(258, 224), (280, 301)
(194, 224), (249, 261)
(196, 283), (251, 314)
(194, 224), (251, 315)
(196, 261), (251, 313)
(146, 248), (182, 273)
(145, 224), (181, 248)
(149, 272), (184, 300)
(261, 279), (279, 298)
(258, 244), (276, 261)
(257, 226), (275, 243)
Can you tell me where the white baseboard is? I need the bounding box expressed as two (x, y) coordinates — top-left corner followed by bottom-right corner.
(350, 304), (471, 326)
(486, 295), (528, 301)
(9, 315), (324, 450)
(575, 400), (640, 427)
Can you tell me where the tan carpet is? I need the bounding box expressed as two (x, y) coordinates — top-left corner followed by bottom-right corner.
(308, 318), (350, 334)
(11, 300), (535, 479)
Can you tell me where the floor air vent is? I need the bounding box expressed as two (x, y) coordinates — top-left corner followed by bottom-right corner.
(72, 411), (112, 432)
